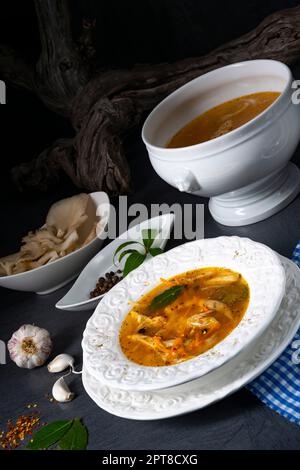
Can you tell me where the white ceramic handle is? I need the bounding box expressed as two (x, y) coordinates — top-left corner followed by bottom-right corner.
(173, 169), (200, 193)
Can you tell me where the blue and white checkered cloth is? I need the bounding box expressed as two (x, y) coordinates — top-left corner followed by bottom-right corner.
(247, 244), (300, 425)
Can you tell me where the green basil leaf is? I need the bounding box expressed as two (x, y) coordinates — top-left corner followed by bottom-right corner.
(58, 418), (88, 450)
(113, 241), (140, 264)
(123, 252), (146, 277)
(26, 420), (73, 450)
(118, 248), (140, 263)
(141, 229), (158, 250)
(149, 247), (163, 257)
(150, 285), (185, 311)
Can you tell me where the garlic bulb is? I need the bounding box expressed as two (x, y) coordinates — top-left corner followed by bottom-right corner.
(52, 376), (75, 403)
(48, 354), (74, 373)
(8, 324), (52, 369)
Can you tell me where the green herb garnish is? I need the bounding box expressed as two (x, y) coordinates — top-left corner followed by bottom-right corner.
(26, 418), (88, 450)
(150, 285), (185, 311)
(214, 285), (249, 305)
(123, 251), (147, 277)
(59, 418), (88, 450)
(114, 229), (164, 277)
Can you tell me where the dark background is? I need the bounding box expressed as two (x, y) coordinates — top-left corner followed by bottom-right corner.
(0, 1), (300, 450)
(1, 0), (300, 195)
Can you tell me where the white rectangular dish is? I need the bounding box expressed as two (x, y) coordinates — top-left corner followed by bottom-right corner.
(56, 213), (175, 311)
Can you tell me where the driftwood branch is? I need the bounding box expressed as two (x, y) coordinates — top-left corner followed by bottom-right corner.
(11, 138), (75, 191)
(34, 0), (89, 115)
(4, 3), (300, 193)
(0, 45), (34, 92)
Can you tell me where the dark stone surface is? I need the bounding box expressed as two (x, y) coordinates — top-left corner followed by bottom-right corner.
(1, 123), (300, 450)
(1, 17), (300, 449)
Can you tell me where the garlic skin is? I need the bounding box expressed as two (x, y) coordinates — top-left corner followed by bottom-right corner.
(8, 324), (52, 369)
(48, 354), (74, 373)
(52, 376), (75, 403)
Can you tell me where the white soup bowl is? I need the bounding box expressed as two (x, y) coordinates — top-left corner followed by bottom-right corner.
(142, 60), (300, 226)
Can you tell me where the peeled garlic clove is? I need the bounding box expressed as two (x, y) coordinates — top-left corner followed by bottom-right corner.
(8, 324), (52, 369)
(52, 376), (75, 403)
(48, 354), (74, 373)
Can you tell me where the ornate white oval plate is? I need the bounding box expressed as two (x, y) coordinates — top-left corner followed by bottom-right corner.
(82, 255), (299, 420)
(82, 236), (285, 391)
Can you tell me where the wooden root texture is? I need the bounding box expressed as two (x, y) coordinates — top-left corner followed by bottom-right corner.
(2, 1), (300, 194)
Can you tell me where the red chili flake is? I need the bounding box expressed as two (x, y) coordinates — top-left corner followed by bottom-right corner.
(0, 412), (41, 449)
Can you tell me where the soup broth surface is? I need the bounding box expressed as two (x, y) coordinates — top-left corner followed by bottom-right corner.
(120, 267), (250, 367)
(167, 91), (280, 148)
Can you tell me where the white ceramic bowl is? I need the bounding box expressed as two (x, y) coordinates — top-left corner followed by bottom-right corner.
(0, 192), (110, 294)
(142, 60), (300, 226)
(82, 236), (286, 391)
(56, 213), (175, 311)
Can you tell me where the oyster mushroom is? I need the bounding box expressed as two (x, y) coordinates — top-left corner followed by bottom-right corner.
(0, 253), (22, 276)
(0, 193), (99, 276)
(46, 193), (89, 239)
(186, 314), (220, 332)
(130, 311), (166, 335)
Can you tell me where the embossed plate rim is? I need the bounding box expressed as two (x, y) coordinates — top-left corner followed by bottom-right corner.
(82, 256), (299, 420)
(82, 236), (286, 391)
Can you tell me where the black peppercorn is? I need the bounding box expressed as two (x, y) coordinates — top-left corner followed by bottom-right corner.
(90, 270), (123, 298)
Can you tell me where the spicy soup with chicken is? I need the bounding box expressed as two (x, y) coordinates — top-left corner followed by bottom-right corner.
(119, 267), (250, 367)
(166, 91), (280, 148)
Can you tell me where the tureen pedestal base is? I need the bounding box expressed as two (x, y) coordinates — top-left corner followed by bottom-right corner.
(209, 162), (300, 227)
